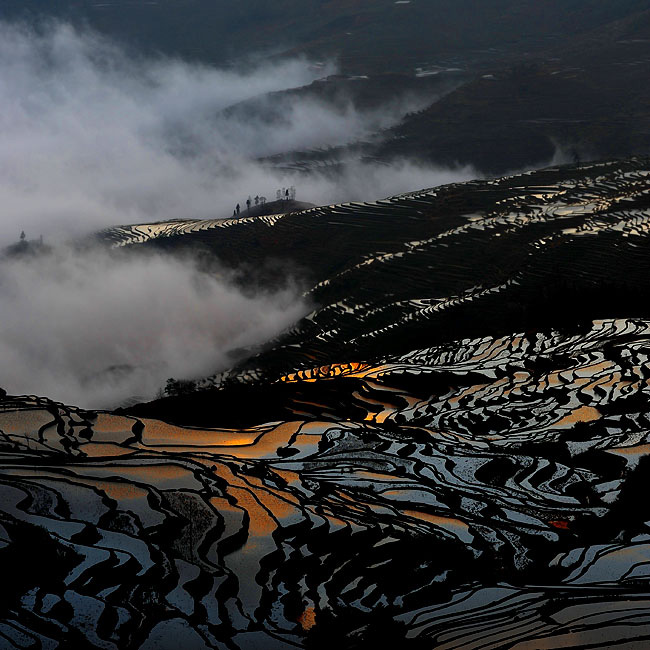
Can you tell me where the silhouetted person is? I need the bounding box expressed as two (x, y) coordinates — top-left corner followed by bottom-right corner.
(246, 197), (251, 212)
(236, 203), (240, 215)
(19, 231), (25, 241)
(285, 188), (289, 201)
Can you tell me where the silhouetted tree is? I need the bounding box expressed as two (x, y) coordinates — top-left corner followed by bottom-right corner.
(164, 378), (196, 396)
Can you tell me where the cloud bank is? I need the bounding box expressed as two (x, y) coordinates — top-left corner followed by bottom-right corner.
(0, 247), (307, 408)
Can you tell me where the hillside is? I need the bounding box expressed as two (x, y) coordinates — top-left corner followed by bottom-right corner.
(1, 0), (646, 72)
(262, 9), (650, 175)
(4, 2), (650, 646)
(113, 157), (650, 422)
(3, 158), (650, 647)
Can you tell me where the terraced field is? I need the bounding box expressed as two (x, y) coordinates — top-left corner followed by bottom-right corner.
(4, 157), (650, 648)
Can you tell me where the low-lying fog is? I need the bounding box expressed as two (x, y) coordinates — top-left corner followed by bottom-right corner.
(0, 21), (475, 244)
(0, 20), (479, 407)
(0, 247), (307, 408)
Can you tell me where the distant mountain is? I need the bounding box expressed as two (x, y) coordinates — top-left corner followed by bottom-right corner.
(1, 0), (647, 72)
(3, 1), (648, 189)
(252, 5), (650, 175)
(5, 157), (650, 648)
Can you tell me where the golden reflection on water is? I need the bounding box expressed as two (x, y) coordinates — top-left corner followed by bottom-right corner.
(297, 606), (317, 631)
(0, 409), (53, 436)
(209, 464), (298, 540)
(279, 362), (374, 383)
(79, 443), (136, 458)
(401, 509), (470, 533)
(554, 405), (601, 427)
(609, 443), (650, 456)
(139, 418), (269, 447)
(91, 413), (138, 440)
(86, 479), (149, 502)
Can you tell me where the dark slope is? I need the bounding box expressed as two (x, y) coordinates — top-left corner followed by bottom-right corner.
(4, 158), (650, 648)
(3, 2), (650, 175)
(220, 72), (465, 126)
(217, 5), (650, 176)
(368, 7), (650, 174)
(271, 19), (650, 177)
(373, 65), (631, 173)
(105, 157), (650, 419)
(1, 0), (646, 72)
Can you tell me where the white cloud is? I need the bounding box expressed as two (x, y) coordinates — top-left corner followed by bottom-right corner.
(0, 247), (307, 408)
(0, 20), (480, 407)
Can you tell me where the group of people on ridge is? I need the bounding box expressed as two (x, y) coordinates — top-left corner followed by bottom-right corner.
(232, 186), (296, 217)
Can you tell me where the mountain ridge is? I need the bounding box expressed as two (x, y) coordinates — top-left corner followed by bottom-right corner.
(4, 156), (650, 648)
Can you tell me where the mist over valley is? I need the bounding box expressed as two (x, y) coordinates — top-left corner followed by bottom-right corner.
(0, 20), (477, 407)
(2, 3), (650, 649)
